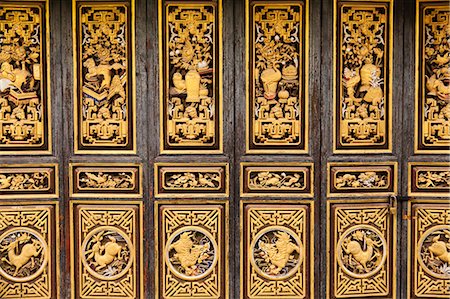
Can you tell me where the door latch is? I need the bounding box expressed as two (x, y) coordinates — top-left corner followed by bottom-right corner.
(389, 195), (397, 215)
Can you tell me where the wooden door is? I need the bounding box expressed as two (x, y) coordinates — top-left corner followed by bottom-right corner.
(0, 0), (448, 299)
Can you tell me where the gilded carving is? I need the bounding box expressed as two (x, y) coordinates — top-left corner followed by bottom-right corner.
(248, 3), (307, 152)
(157, 203), (226, 299)
(0, 172), (50, 190)
(335, 2), (392, 151)
(75, 2), (134, 152)
(242, 203), (311, 298)
(412, 204), (450, 298)
(72, 203), (142, 298)
(409, 163), (450, 196)
(331, 204), (394, 298)
(0, 2), (50, 153)
(161, 2), (221, 152)
(70, 164), (141, 198)
(0, 204), (56, 299)
(155, 163), (228, 197)
(417, 4), (450, 152)
(249, 171), (305, 190)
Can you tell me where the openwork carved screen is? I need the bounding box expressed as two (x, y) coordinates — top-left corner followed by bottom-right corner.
(334, 0), (392, 153)
(416, 2), (450, 153)
(0, 1), (50, 154)
(246, 1), (308, 153)
(160, 0), (222, 153)
(73, 0), (135, 153)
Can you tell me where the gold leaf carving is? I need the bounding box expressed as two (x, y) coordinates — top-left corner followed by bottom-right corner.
(335, 171), (387, 189)
(248, 170), (305, 190)
(0, 172), (49, 191)
(165, 172), (220, 189)
(79, 171), (134, 189)
(0, 3), (49, 153)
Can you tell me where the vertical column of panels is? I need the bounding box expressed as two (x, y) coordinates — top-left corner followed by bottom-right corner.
(159, 0), (222, 153)
(70, 201), (143, 299)
(327, 200), (396, 298)
(334, 0), (393, 153)
(155, 201), (228, 299)
(0, 0), (51, 154)
(415, 1), (450, 153)
(0, 201), (59, 299)
(246, 0), (308, 153)
(408, 201), (450, 298)
(240, 201), (314, 299)
(73, 0), (135, 153)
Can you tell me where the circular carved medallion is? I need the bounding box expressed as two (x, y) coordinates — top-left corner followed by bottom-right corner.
(250, 226), (303, 280)
(81, 226), (134, 281)
(418, 225), (450, 279)
(337, 224), (387, 279)
(165, 226), (218, 281)
(0, 227), (48, 282)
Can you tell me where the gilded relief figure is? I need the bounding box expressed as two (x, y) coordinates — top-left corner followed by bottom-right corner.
(252, 5), (302, 147)
(421, 7), (450, 148)
(339, 6), (388, 147)
(166, 6), (216, 147)
(0, 6), (46, 148)
(419, 226), (450, 279)
(79, 5), (130, 147)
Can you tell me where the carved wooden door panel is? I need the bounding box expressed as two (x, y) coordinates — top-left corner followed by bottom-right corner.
(0, 0), (448, 299)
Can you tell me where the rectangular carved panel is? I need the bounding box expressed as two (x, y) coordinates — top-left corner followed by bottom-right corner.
(154, 163), (228, 198)
(327, 162), (397, 197)
(416, 2), (450, 153)
(334, 1), (392, 153)
(328, 201), (396, 298)
(241, 201), (313, 298)
(160, 0), (222, 153)
(246, 1), (308, 153)
(0, 164), (58, 198)
(70, 163), (141, 198)
(70, 201), (143, 299)
(156, 201), (228, 299)
(241, 162), (313, 197)
(0, 1), (51, 154)
(408, 162), (450, 196)
(0, 202), (58, 299)
(409, 203), (450, 298)
(74, 0), (135, 153)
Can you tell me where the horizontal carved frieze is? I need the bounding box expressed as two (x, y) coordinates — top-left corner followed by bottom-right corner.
(241, 162), (313, 197)
(70, 163), (141, 198)
(155, 163), (228, 198)
(328, 162), (397, 197)
(70, 201), (143, 298)
(408, 162), (450, 196)
(0, 164), (57, 198)
(155, 201), (228, 299)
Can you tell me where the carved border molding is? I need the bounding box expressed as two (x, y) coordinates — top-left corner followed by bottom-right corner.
(408, 162), (450, 197)
(154, 163), (228, 198)
(327, 162), (397, 197)
(240, 200), (314, 299)
(69, 163), (142, 198)
(240, 162), (313, 197)
(0, 164), (58, 198)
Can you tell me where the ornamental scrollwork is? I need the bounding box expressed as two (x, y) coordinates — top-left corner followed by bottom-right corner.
(249, 4), (306, 152)
(158, 204), (226, 298)
(332, 205), (393, 297)
(412, 205), (450, 298)
(0, 205), (55, 299)
(0, 3), (49, 152)
(336, 4), (391, 151)
(75, 2), (133, 151)
(244, 205), (309, 298)
(162, 3), (221, 152)
(418, 5), (450, 151)
(74, 205), (141, 298)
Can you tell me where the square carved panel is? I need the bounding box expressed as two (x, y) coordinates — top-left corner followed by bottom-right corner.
(0, 202), (58, 299)
(409, 202), (450, 298)
(241, 201), (313, 298)
(70, 201), (143, 299)
(155, 201), (228, 299)
(328, 201), (396, 298)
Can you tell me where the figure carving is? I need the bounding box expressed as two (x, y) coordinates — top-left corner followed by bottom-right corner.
(258, 231), (300, 275)
(0, 233), (42, 277)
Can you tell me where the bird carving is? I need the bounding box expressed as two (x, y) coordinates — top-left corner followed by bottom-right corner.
(258, 231), (300, 275)
(169, 232), (211, 276)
